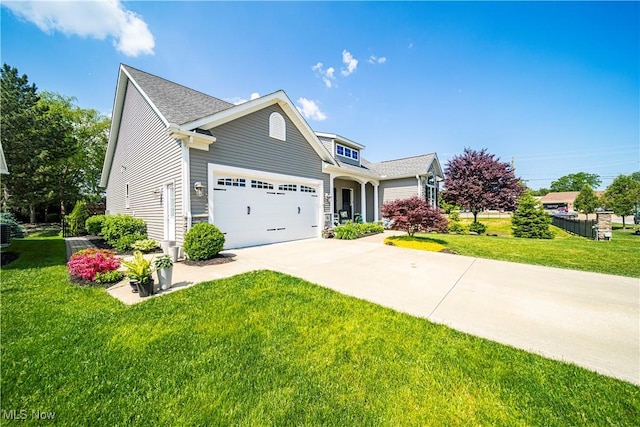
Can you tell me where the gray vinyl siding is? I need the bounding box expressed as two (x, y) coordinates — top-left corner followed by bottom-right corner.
(379, 177), (419, 209)
(190, 104), (329, 217)
(104, 81), (183, 244)
(336, 152), (359, 167)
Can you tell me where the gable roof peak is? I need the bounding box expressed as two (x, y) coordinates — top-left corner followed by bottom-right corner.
(120, 64), (234, 125)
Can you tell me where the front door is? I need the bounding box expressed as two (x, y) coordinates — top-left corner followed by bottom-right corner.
(341, 188), (352, 219)
(164, 182), (176, 241)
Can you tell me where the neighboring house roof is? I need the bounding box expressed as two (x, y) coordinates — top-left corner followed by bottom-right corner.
(540, 191), (604, 205)
(122, 65), (234, 125)
(540, 191), (580, 204)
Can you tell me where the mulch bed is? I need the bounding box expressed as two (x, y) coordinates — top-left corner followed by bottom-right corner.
(183, 253), (235, 266)
(68, 275), (115, 288)
(1, 251), (19, 266)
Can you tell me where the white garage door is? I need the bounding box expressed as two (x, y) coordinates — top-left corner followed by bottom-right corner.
(209, 166), (321, 249)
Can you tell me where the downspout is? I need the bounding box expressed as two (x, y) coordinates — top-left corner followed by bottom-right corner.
(182, 137), (192, 232)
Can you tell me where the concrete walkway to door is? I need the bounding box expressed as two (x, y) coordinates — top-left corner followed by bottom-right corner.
(107, 231), (639, 385)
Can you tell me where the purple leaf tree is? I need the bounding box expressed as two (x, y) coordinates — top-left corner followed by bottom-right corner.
(443, 148), (522, 223)
(381, 196), (448, 237)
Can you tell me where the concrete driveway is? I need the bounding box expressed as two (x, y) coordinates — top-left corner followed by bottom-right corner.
(108, 232), (639, 385)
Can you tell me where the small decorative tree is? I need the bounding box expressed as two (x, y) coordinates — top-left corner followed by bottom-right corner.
(574, 185), (600, 220)
(443, 148), (522, 223)
(511, 190), (554, 239)
(381, 196), (448, 237)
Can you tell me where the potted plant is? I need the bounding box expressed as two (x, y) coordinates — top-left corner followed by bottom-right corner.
(153, 254), (173, 291)
(121, 251), (154, 297)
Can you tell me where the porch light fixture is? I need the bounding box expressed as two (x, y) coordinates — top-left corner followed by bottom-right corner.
(153, 187), (162, 198)
(194, 182), (205, 197)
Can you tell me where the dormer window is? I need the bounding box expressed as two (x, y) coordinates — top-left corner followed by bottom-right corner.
(269, 112), (286, 141)
(336, 143), (358, 161)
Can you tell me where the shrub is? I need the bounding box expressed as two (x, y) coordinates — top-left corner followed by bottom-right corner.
(184, 223), (225, 260)
(448, 211), (461, 222)
(448, 222), (467, 234)
(468, 221), (487, 234)
(512, 191), (554, 239)
(114, 234), (146, 253)
(0, 212), (25, 238)
(131, 239), (159, 253)
(381, 197), (449, 237)
(94, 270), (124, 285)
(334, 222), (360, 240)
(357, 222), (384, 234)
(101, 215), (147, 248)
(334, 222), (384, 240)
(85, 215), (106, 235)
(67, 201), (90, 236)
(67, 248), (121, 282)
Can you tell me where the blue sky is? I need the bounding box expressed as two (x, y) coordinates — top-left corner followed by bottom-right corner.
(1, 1), (638, 190)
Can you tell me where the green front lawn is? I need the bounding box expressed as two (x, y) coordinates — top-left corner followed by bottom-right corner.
(2, 237), (638, 425)
(387, 219), (639, 278)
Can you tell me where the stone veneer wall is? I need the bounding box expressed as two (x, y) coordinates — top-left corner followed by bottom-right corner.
(596, 211), (613, 240)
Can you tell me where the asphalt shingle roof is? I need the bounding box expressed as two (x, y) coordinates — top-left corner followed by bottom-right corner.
(123, 65), (234, 126)
(367, 154), (437, 178)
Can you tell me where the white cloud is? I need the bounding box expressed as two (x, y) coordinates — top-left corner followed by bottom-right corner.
(341, 49), (358, 76)
(312, 62), (337, 88)
(226, 97), (247, 105)
(368, 55), (387, 64)
(296, 98), (327, 121)
(3, 0), (155, 56)
(227, 92), (261, 105)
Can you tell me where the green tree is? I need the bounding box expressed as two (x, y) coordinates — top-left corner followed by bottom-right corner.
(443, 148), (522, 223)
(511, 190), (554, 239)
(574, 185), (600, 220)
(550, 172), (601, 192)
(602, 174), (640, 229)
(1, 64), (111, 222)
(39, 92), (110, 212)
(529, 188), (551, 197)
(0, 64), (51, 222)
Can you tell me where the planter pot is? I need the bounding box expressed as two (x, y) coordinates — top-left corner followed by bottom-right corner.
(129, 280), (139, 293)
(157, 267), (173, 290)
(137, 277), (154, 297)
(162, 240), (176, 255)
(168, 246), (179, 262)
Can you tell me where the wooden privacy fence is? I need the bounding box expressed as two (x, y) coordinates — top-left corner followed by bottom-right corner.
(552, 216), (596, 239)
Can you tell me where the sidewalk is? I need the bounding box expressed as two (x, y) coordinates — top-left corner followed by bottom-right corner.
(65, 236), (97, 260)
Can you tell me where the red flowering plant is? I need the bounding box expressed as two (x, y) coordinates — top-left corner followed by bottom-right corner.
(67, 248), (121, 282)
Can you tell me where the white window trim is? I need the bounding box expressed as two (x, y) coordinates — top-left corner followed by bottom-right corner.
(336, 143), (359, 161)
